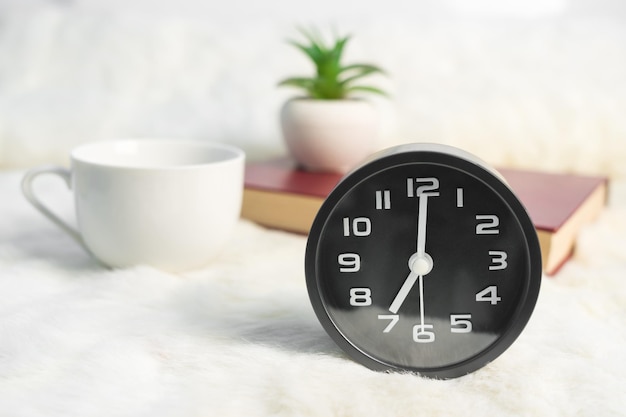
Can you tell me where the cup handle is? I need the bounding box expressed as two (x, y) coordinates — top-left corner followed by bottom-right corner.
(21, 166), (84, 246)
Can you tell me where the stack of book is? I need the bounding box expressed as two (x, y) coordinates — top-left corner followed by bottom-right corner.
(242, 158), (608, 275)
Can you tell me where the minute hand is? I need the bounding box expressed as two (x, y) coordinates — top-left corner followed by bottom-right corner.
(416, 194), (429, 256)
(412, 193), (434, 279)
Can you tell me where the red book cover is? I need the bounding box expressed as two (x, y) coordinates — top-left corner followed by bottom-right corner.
(497, 168), (607, 233)
(244, 158), (339, 198)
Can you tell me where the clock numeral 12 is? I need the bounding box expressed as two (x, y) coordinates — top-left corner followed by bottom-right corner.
(407, 177), (440, 197)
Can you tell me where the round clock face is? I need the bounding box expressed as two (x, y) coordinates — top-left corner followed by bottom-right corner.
(305, 144), (542, 379)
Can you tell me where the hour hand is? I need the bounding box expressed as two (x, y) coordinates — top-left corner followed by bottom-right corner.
(389, 271), (418, 314)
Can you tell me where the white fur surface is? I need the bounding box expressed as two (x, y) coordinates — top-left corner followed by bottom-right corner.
(1, 171), (625, 416)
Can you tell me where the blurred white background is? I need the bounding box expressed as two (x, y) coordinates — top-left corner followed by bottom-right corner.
(0, 0), (624, 177)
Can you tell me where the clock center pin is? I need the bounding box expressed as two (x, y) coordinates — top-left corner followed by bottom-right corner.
(409, 252), (434, 276)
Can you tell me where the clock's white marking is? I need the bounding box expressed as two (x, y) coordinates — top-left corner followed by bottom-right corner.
(457, 188), (464, 208)
(407, 178), (414, 197)
(476, 215), (500, 234)
(343, 217), (371, 236)
(378, 314), (399, 333)
(375, 190), (391, 210)
(488, 250), (508, 270)
(475, 286), (502, 305)
(407, 178), (440, 198)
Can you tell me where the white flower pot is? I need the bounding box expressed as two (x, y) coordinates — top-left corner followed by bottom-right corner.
(280, 98), (380, 173)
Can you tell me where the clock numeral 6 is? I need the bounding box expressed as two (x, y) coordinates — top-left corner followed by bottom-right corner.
(450, 314), (473, 333)
(475, 285), (502, 305)
(349, 288), (372, 306)
(343, 217), (371, 237)
(338, 253), (360, 272)
(476, 214), (500, 235)
(412, 324), (435, 343)
(407, 177), (440, 197)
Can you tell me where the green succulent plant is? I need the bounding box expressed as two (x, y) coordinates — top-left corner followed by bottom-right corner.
(278, 28), (388, 100)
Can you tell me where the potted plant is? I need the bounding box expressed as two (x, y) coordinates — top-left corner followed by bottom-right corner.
(278, 28), (388, 173)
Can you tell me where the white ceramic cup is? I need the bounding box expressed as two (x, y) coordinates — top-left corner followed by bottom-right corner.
(22, 139), (245, 272)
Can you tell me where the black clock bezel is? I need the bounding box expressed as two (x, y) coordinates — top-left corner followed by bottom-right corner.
(305, 143), (542, 379)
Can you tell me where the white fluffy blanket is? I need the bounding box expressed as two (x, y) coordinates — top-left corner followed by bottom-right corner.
(1, 170), (625, 416)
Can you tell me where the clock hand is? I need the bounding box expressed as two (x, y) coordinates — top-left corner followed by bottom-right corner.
(389, 271), (418, 314)
(414, 194), (431, 329)
(416, 193), (428, 257)
(389, 194), (434, 314)
(418, 274), (425, 332)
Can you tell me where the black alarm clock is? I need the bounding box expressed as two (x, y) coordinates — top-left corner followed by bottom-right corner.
(305, 143), (542, 379)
